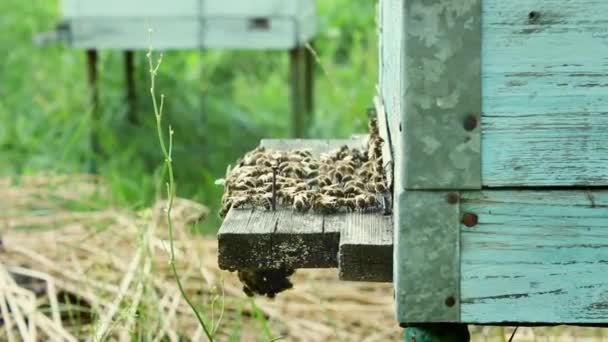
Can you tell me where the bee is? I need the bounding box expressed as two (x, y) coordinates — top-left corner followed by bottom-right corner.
(305, 168), (319, 178)
(293, 149), (313, 158)
(365, 193), (379, 207)
(374, 181), (387, 193)
(293, 192), (311, 212)
(306, 177), (319, 188)
(338, 197), (356, 212)
(312, 194), (340, 214)
(278, 189), (294, 205)
(294, 182), (308, 192)
(233, 182), (251, 191)
(259, 173), (274, 184)
(219, 200), (232, 218)
(255, 193), (273, 210)
(306, 161), (320, 170)
(341, 174), (353, 183)
(229, 195), (252, 209)
(323, 187), (344, 197)
(337, 163), (355, 176)
(355, 194), (368, 210)
(317, 175), (333, 187)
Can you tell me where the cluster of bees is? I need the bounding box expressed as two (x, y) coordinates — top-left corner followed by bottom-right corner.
(219, 119), (387, 218)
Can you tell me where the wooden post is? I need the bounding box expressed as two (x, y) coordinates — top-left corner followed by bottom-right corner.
(404, 324), (470, 342)
(304, 41), (314, 125)
(85, 49), (99, 173)
(289, 45), (306, 138)
(124, 50), (137, 124)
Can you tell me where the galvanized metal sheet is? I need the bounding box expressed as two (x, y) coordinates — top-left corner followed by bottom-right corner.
(395, 190), (460, 323)
(402, 0), (481, 189)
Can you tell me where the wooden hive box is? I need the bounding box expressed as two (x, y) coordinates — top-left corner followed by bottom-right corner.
(60, 0), (316, 49)
(378, 0), (608, 329)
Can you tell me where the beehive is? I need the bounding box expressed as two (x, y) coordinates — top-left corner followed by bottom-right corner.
(378, 0), (608, 327)
(60, 0), (316, 49)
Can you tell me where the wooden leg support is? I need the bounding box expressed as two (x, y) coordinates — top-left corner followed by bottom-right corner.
(404, 324), (470, 342)
(85, 49), (99, 173)
(289, 45), (309, 138)
(304, 41), (314, 125)
(124, 50), (137, 124)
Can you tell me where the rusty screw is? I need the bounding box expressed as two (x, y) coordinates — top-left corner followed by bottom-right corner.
(446, 192), (459, 204)
(445, 296), (456, 307)
(528, 11), (540, 23)
(462, 213), (478, 227)
(463, 114), (478, 131)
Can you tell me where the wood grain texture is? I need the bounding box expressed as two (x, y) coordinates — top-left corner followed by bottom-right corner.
(481, 0), (608, 186)
(460, 190), (608, 323)
(217, 138), (393, 282)
(337, 212), (392, 282)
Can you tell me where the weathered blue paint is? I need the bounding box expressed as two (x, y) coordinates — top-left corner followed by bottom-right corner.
(460, 190), (608, 323)
(481, 0), (608, 186)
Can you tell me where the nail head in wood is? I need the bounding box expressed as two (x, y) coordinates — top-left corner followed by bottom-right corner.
(445, 295), (456, 307)
(463, 114), (478, 131)
(446, 193), (460, 205)
(462, 213), (478, 227)
(528, 11), (541, 23)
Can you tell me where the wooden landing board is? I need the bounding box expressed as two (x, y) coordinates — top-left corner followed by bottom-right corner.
(218, 138), (393, 282)
(460, 190), (608, 324)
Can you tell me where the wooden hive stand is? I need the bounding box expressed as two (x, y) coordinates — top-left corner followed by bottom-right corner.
(220, 0), (608, 340)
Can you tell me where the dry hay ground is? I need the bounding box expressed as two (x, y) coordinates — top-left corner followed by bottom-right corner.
(0, 175), (607, 341)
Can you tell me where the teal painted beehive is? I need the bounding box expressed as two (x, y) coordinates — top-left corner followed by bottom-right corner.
(377, 0), (608, 327)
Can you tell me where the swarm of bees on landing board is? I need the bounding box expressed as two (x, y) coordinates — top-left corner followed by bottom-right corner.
(218, 118), (388, 219)
(218, 119), (389, 298)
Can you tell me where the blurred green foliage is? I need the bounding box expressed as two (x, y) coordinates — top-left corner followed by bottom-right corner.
(0, 0), (377, 232)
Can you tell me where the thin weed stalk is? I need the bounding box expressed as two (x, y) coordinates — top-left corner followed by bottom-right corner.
(146, 30), (214, 341)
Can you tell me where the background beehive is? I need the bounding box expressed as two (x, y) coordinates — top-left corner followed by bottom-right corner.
(61, 0), (316, 49)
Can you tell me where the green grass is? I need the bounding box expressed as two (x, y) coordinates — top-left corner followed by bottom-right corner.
(0, 0), (377, 232)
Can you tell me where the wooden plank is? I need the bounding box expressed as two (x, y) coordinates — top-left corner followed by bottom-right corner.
(337, 212), (393, 282)
(203, 17), (303, 50)
(63, 0), (199, 18)
(217, 208), (272, 271)
(63, 0), (315, 18)
(460, 190), (608, 323)
(68, 18), (201, 50)
(272, 210), (335, 268)
(67, 17), (311, 50)
(217, 138), (394, 282)
(481, 0), (608, 186)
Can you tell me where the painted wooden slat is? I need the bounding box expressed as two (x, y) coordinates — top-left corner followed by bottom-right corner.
(68, 18), (201, 50)
(481, 0), (608, 187)
(63, 0), (314, 18)
(481, 0), (608, 186)
(67, 16), (315, 50)
(460, 190), (608, 323)
(62, 0), (200, 18)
